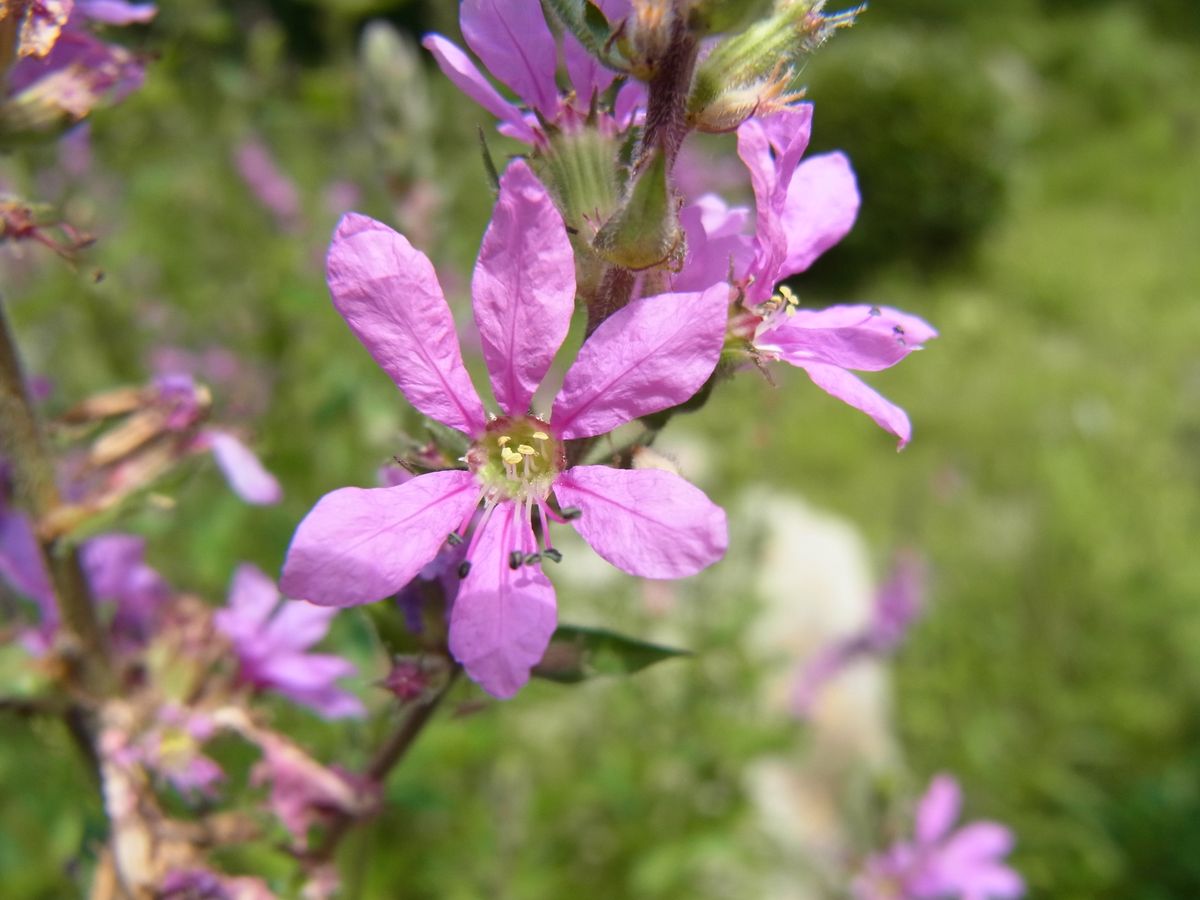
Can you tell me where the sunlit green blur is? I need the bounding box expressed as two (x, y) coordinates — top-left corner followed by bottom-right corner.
(2, 1), (1198, 897)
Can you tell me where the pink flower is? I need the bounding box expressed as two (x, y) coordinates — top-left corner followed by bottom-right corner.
(215, 564), (364, 720)
(233, 136), (303, 233)
(791, 551), (925, 717)
(676, 104), (937, 448)
(422, 0), (642, 147)
(855, 774), (1025, 900)
(281, 160), (728, 698)
(251, 733), (375, 845)
(5, 1), (156, 121)
(153, 373), (282, 505)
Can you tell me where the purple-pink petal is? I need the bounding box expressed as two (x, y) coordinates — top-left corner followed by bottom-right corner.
(448, 502), (557, 699)
(217, 563), (280, 641)
(779, 152), (860, 276)
(472, 160), (575, 415)
(552, 466), (727, 579)
(280, 470), (480, 607)
(260, 600), (340, 653)
(759, 317), (917, 372)
(326, 213), (486, 437)
(916, 773), (963, 845)
(789, 361), (914, 449)
(460, 0), (559, 116)
(422, 35), (537, 143)
(77, 1), (156, 25)
(208, 430), (282, 505)
(551, 284), (729, 440)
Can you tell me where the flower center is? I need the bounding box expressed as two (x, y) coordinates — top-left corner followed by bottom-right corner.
(466, 416), (564, 503)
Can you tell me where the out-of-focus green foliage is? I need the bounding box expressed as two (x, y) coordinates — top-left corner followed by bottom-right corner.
(1, 1), (1198, 898)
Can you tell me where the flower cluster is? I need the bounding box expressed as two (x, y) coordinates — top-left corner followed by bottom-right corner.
(0, 0), (156, 142)
(855, 775), (1024, 900)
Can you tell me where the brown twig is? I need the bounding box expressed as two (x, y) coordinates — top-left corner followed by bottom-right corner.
(306, 668), (462, 865)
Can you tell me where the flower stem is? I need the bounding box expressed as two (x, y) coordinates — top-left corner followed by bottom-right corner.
(0, 299), (112, 689)
(307, 668), (461, 864)
(639, 6), (699, 168)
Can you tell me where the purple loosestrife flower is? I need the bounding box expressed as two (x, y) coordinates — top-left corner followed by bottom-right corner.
(233, 136), (303, 233)
(281, 160), (728, 698)
(792, 551), (925, 717)
(855, 774), (1025, 900)
(251, 732), (376, 846)
(153, 373), (282, 505)
(675, 104), (937, 448)
(215, 564), (364, 720)
(81, 532), (170, 647)
(423, 0), (642, 147)
(4, 1), (156, 124)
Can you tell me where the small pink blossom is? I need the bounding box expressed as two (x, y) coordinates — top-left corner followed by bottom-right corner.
(281, 160), (728, 698)
(422, 0), (642, 147)
(675, 104), (937, 448)
(233, 136), (303, 233)
(792, 551), (925, 717)
(215, 564), (364, 720)
(251, 733), (376, 845)
(855, 774), (1025, 900)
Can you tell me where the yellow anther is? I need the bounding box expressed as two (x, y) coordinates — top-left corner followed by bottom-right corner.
(501, 448), (522, 466)
(531, 431), (549, 441)
(517, 444), (536, 456)
(497, 435), (512, 446)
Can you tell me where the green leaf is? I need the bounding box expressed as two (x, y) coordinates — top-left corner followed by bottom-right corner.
(541, 0), (624, 69)
(533, 624), (692, 684)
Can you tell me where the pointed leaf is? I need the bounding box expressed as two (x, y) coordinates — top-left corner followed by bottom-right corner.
(533, 624), (690, 683)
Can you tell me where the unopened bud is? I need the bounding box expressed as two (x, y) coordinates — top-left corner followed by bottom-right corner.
(593, 150), (682, 271)
(687, 1), (861, 132)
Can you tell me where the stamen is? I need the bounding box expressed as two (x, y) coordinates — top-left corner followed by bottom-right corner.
(457, 561), (472, 578)
(517, 444), (536, 456)
(497, 435), (512, 446)
(447, 532), (463, 546)
(508, 550), (524, 570)
(560, 507), (582, 521)
(542, 548), (563, 563)
(524, 552), (541, 566)
(531, 431), (549, 441)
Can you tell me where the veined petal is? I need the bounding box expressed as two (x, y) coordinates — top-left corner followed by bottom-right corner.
(280, 470), (480, 607)
(473, 160), (575, 415)
(792, 361), (914, 449)
(422, 34), (537, 143)
(208, 430), (282, 505)
(461, 0), (559, 116)
(780, 152), (860, 277)
(216, 564), (280, 642)
(552, 466), (727, 578)
(759, 317), (915, 372)
(551, 284), (728, 440)
(448, 502), (557, 699)
(738, 105), (815, 300)
(673, 200), (753, 292)
(916, 774), (963, 845)
(326, 214), (486, 436)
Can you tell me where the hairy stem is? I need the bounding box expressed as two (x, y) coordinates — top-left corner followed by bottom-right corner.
(0, 300), (112, 687)
(639, 7), (699, 168)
